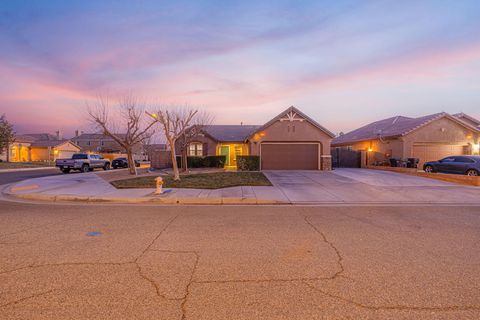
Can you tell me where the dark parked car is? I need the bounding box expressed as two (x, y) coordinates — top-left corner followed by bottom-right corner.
(423, 156), (480, 176)
(112, 157), (140, 169)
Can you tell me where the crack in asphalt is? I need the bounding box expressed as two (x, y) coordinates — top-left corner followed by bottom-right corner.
(299, 209), (480, 313)
(0, 289), (57, 308)
(194, 274), (351, 285)
(300, 213), (344, 279)
(181, 251), (200, 320)
(303, 281), (480, 312)
(132, 214), (182, 302)
(134, 215), (180, 263)
(0, 262), (132, 276)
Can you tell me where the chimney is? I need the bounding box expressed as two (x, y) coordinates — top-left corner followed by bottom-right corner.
(75, 130), (79, 137)
(55, 130), (61, 140)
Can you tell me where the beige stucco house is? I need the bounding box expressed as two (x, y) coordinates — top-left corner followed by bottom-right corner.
(174, 106), (335, 170)
(1, 133), (81, 162)
(332, 112), (480, 167)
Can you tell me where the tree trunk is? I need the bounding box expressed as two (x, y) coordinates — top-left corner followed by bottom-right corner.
(169, 140), (181, 181)
(6, 140), (10, 162)
(126, 149), (136, 175)
(181, 147), (188, 173)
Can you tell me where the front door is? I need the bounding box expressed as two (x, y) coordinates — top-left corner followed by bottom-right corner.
(219, 146), (230, 166)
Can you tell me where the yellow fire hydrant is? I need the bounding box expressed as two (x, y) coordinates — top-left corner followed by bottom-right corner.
(155, 176), (164, 195)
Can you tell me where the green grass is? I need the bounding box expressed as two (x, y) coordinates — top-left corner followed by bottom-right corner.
(0, 161), (54, 169)
(111, 172), (272, 189)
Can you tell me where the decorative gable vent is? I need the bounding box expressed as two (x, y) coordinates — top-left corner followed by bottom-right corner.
(279, 110), (305, 123)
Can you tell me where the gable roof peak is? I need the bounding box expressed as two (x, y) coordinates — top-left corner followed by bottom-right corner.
(249, 105), (335, 139)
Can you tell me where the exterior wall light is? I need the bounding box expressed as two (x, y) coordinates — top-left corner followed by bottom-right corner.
(368, 147), (373, 152)
(473, 143), (480, 154)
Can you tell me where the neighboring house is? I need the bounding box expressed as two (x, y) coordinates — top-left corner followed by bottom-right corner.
(29, 140), (80, 161)
(72, 132), (143, 156)
(332, 112), (480, 167)
(72, 133), (125, 153)
(1, 133), (80, 162)
(173, 106), (335, 170)
(453, 113), (480, 129)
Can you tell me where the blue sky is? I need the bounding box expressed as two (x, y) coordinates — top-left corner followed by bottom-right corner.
(1, 0), (479, 136)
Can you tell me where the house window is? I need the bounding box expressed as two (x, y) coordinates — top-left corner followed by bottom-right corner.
(87, 141), (91, 146)
(188, 143), (203, 156)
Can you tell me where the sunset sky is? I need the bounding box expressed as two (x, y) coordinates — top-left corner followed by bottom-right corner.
(1, 0), (480, 137)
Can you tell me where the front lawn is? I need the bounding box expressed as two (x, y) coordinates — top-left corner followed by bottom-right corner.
(111, 172), (272, 189)
(0, 161), (54, 169)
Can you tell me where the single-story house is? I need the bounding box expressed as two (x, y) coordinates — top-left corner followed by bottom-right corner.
(1, 133), (80, 162)
(332, 112), (480, 167)
(175, 106), (335, 170)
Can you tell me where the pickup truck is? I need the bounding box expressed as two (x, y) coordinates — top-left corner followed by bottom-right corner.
(55, 153), (111, 173)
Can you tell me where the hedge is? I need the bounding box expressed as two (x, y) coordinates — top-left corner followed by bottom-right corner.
(176, 155), (226, 168)
(236, 156), (260, 171)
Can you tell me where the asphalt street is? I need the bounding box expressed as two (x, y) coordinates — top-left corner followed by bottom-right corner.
(0, 168), (62, 185)
(1, 200), (479, 319)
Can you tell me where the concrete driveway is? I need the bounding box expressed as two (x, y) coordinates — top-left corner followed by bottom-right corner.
(263, 168), (480, 204)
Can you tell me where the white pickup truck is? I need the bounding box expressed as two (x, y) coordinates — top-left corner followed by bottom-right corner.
(55, 153), (111, 173)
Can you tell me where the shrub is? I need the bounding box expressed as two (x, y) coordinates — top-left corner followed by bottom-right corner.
(176, 155), (226, 168)
(237, 156), (260, 171)
(203, 155), (226, 168)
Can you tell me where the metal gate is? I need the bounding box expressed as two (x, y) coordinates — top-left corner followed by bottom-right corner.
(332, 148), (361, 168)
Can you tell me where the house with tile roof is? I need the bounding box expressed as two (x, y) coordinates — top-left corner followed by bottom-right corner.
(332, 112), (480, 167)
(1, 132), (80, 162)
(172, 106), (335, 170)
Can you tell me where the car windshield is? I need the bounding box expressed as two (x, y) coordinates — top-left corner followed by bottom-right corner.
(72, 154), (88, 159)
(115, 158), (127, 161)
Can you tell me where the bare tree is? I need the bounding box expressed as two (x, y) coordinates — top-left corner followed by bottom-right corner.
(0, 114), (15, 162)
(87, 94), (156, 175)
(178, 111), (213, 172)
(148, 106), (198, 181)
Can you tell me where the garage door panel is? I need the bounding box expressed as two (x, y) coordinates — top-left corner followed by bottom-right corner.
(261, 143), (318, 170)
(412, 144), (467, 166)
(58, 151), (76, 159)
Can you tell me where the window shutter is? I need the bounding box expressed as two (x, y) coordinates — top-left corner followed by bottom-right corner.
(203, 143), (208, 156)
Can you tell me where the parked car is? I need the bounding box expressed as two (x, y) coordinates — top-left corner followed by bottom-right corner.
(111, 157), (140, 169)
(423, 156), (480, 176)
(55, 153), (110, 173)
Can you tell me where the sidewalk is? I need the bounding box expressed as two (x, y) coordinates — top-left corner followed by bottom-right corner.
(3, 172), (289, 205)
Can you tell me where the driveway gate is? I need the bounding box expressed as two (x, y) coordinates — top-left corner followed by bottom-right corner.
(332, 148), (361, 168)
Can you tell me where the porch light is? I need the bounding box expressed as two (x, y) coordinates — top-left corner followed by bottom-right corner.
(473, 143), (480, 153)
(367, 147), (373, 152)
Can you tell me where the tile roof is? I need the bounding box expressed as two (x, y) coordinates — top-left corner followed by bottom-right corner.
(72, 133), (127, 140)
(30, 140), (72, 148)
(453, 113), (480, 127)
(20, 133), (58, 141)
(14, 135), (36, 143)
(332, 112), (479, 145)
(204, 125), (261, 142)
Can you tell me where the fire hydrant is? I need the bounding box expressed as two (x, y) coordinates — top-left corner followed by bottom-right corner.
(155, 176), (164, 195)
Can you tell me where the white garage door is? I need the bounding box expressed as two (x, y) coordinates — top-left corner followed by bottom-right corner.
(412, 144), (467, 166)
(58, 150), (76, 159)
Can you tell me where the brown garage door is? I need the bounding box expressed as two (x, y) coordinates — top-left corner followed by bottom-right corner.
(412, 144), (467, 166)
(261, 143), (319, 170)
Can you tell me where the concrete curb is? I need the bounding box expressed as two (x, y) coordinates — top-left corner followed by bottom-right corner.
(0, 167), (55, 173)
(5, 191), (288, 205)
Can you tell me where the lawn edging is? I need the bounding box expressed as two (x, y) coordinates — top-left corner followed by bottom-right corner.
(367, 166), (480, 186)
